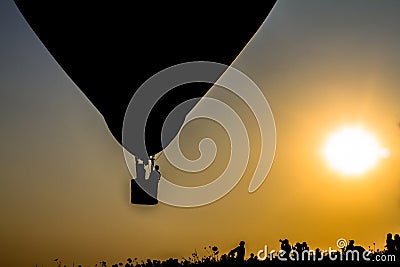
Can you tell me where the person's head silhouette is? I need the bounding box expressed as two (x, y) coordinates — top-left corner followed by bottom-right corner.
(155, 165), (160, 172)
(239, 241), (245, 247)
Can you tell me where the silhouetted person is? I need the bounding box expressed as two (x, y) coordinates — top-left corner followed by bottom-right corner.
(149, 155), (156, 168)
(228, 241), (245, 262)
(386, 233), (396, 254)
(154, 165), (160, 174)
(247, 253), (257, 264)
(302, 241), (309, 252)
(346, 239), (366, 258)
(346, 240), (356, 251)
(279, 239), (291, 259)
(394, 234), (400, 256)
(131, 156), (159, 205)
(220, 254), (228, 263)
(294, 242), (302, 256)
(315, 248), (322, 260)
(135, 156), (146, 185)
(146, 165), (161, 205)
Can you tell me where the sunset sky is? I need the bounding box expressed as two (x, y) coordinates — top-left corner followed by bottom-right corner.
(1, 0), (400, 266)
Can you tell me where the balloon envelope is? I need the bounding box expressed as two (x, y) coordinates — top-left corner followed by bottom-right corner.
(14, 1), (276, 159)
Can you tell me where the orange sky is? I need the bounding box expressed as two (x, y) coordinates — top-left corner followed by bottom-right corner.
(1, 1), (400, 267)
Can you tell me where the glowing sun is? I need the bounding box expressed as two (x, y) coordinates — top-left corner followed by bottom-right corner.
(323, 127), (390, 175)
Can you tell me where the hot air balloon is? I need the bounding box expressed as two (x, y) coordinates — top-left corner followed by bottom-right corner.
(14, 1), (276, 204)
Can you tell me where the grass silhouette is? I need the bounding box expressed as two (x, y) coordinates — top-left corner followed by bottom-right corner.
(48, 234), (400, 267)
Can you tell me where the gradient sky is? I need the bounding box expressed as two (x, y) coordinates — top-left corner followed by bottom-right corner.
(1, 0), (400, 266)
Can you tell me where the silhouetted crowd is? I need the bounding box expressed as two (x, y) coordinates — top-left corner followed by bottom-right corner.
(54, 233), (400, 267)
(385, 233), (400, 256)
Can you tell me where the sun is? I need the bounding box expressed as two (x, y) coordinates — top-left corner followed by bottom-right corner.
(323, 127), (389, 176)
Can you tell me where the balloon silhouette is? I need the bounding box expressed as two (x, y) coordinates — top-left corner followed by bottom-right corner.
(14, 2), (277, 205)
(14, 1), (276, 158)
